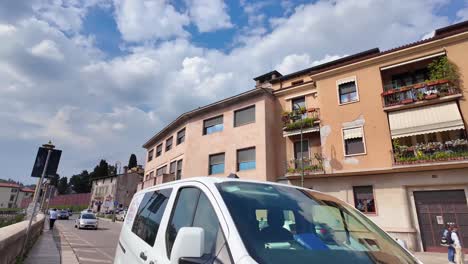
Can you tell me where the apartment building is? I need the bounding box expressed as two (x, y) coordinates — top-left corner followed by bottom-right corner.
(140, 88), (281, 190)
(142, 21), (468, 252)
(0, 183), (34, 208)
(264, 21), (468, 253)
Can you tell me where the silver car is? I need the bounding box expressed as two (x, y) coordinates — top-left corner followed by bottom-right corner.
(75, 213), (99, 230)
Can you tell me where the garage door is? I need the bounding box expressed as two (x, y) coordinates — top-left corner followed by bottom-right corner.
(414, 190), (468, 253)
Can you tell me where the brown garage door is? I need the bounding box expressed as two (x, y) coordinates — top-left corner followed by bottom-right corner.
(414, 190), (468, 253)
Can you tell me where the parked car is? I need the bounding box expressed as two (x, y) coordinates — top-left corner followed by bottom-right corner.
(115, 210), (126, 221)
(67, 209), (73, 216)
(114, 177), (422, 264)
(75, 213), (98, 230)
(58, 210), (69, 220)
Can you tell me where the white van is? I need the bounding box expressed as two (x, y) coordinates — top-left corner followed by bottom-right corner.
(114, 177), (422, 264)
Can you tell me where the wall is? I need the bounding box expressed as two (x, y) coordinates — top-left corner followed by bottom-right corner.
(115, 173), (142, 208)
(21, 193), (91, 209)
(0, 214), (45, 264)
(0, 187), (14, 208)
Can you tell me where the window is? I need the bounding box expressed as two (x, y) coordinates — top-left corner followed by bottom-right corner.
(234, 105), (255, 127)
(131, 189), (172, 246)
(169, 161), (176, 176)
(343, 127), (366, 155)
(209, 153), (225, 175)
(237, 147), (256, 171)
(165, 137), (173, 152)
(9, 195), (15, 202)
(176, 160), (183, 180)
(11, 188), (18, 193)
(166, 188), (230, 262)
(292, 97), (306, 119)
(156, 144), (163, 157)
(176, 128), (185, 145)
(156, 166), (167, 177)
(147, 149), (154, 162)
(294, 140), (310, 168)
(338, 79), (358, 104)
(145, 171), (154, 181)
(203, 115), (223, 135)
(353, 186), (376, 214)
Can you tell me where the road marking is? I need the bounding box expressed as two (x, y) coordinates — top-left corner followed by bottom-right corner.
(78, 256), (112, 263)
(73, 248), (97, 253)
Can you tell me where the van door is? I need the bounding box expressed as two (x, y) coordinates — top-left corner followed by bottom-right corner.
(118, 188), (173, 264)
(156, 185), (233, 264)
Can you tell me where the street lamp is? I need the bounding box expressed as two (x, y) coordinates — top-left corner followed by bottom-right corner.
(291, 103), (305, 187)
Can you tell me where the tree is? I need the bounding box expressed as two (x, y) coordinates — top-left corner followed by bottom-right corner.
(128, 154), (137, 169)
(69, 170), (92, 193)
(90, 159), (109, 179)
(49, 174), (59, 187)
(57, 177), (69, 194)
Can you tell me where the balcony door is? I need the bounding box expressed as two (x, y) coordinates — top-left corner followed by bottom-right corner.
(294, 140), (310, 168)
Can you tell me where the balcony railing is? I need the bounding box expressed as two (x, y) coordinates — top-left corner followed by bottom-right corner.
(392, 139), (468, 165)
(282, 108), (320, 131)
(381, 79), (461, 108)
(285, 153), (325, 175)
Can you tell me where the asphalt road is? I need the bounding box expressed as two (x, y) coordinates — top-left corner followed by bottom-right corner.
(55, 215), (122, 264)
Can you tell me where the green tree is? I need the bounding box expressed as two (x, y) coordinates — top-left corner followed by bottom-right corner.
(128, 154), (137, 169)
(49, 174), (59, 187)
(90, 159), (109, 179)
(57, 177), (69, 194)
(69, 170), (92, 193)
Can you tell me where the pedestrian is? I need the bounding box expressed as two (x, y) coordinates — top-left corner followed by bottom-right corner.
(49, 208), (57, 230)
(442, 223), (455, 263)
(451, 225), (465, 264)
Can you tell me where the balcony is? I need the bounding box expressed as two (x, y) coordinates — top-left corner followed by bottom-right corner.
(381, 79), (461, 110)
(285, 153), (325, 176)
(282, 108), (320, 137)
(392, 139), (468, 166)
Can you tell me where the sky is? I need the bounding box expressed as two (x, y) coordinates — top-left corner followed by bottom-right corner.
(1, 0), (467, 184)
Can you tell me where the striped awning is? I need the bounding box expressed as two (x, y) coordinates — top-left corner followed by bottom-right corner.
(283, 126), (319, 137)
(389, 102), (465, 139)
(343, 127), (363, 140)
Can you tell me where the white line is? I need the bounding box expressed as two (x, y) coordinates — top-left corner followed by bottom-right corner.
(74, 248), (97, 253)
(78, 256), (112, 263)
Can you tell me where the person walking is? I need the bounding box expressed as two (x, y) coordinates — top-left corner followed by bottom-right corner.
(451, 225), (465, 264)
(443, 223), (456, 263)
(49, 208), (58, 230)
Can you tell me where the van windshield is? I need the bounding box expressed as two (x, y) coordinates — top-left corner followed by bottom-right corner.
(217, 182), (418, 264)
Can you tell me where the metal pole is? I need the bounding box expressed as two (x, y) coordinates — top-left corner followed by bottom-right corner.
(112, 162), (120, 223)
(294, 103), (305, 187)
(21, 147), (52, 258)
(40, 182), (48, 212)
(45, 185), (54, 213)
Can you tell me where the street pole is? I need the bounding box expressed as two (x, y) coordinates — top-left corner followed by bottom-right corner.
(21, 142), (54, 259)
(40, 181), (49, 212)
(112, 161), (121, 222)
(45, 185), (54, 213)
(293, 103), (305, 187)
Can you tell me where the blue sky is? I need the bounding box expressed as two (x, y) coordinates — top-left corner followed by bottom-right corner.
(0, 0), (467, 184)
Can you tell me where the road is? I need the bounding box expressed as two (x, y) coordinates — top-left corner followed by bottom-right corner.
(55, 215), (122, 264)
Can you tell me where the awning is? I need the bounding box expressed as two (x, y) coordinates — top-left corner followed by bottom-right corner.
(283, 126), (319, 137)
(343, 127), (363, 140)
(380, 51), (446, 71)
(389, 102), (465, 139)
(337, 76), (356, 86)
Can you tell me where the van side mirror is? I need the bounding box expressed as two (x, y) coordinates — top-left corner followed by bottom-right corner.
(170, 227), (205, 264)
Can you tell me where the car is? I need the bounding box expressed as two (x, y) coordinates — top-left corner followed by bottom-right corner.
(75, 213), (98, 230)
(58, 210), (69, 220)
(81, 209), (93, 214)
(67, 209), (73, 216)
(114, 177), (422, 264)
(115, 210), (126, 221)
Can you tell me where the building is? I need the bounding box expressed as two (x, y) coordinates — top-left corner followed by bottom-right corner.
(0, 183), (34, 208)
(89, 167), (143, 213)
(142, 21), (468, 252)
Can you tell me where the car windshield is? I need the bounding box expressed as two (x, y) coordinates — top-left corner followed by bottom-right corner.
(60, 210), (67, 213)
(81, 214), (96, 219)
(217, 182), (418, 264)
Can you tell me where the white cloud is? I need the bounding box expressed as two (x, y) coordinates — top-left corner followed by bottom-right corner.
(113, 0), (190, 42)
(457, 1), (468, 22)
(0, 24), (16, 35)
(186, 0), (232, 32)
(30, 39), (65, 61)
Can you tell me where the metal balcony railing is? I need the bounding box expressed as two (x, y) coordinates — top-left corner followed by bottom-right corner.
(285, 154), (325, 175)
(392, 139), (468, 165)
(282, 108), (320, 131)
(381, 80), (461, 107)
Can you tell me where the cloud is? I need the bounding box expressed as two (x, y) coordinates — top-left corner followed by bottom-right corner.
(0, 24), (16, 35)
(457, 1), (468, 22)
(30, 39), (65, 61)
(186, 0), (232, 32)
(113, 0), (190, 42)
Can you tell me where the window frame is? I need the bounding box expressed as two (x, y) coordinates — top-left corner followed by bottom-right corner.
(336, 76), (360, 105)
(208, 152), (225, 175)
(233, 105), (256, 127)
(147, 148), (154, 162)
(156, 165), (167, 177)
(156, 143), (163, 157)
(165, 137), (173, 152)
(169, 161), (177, 175)
(176, 128), (185, 145)
(203, 115), (224, 135)
(352, 185), (378, 215)
(236, 147), (256, 171)
(176, 160), (183, 180)
(342, 126), (367, 157)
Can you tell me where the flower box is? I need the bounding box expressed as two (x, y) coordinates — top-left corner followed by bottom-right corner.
(426, 80), (439, 86)
(424, 94), (439, 100)
(401, 98), (414, 104)
(413, 83), (426, 89)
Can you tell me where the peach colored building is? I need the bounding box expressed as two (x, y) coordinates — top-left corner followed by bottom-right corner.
(142, 21), (468, 252)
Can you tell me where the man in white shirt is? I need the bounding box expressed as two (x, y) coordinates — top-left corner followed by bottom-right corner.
(49, 208), (58, 230)
(451, 225), (465, 264)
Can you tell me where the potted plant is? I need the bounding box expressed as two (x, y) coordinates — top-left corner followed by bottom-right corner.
(424, 93), (439, 100)
(427, 56), (460, 85)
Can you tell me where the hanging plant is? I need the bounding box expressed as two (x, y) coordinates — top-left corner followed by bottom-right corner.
(427, 56), (460, 83)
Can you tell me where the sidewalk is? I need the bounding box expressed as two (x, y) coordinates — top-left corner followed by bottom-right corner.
(24, 224), (60, 264)
(413, 251), (450, 264)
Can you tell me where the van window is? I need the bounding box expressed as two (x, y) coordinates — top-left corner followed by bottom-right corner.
(166, 187), (232, 263)
(131, 189), (172, 246)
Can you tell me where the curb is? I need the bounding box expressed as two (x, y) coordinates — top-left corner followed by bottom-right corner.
(97, 217), (123, 224)
(54, 226), (79, 264)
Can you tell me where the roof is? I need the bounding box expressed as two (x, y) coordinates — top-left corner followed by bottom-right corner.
(0, 183), (20, 188)
(20, 188), (35, 193)
(253, 70), (283, 82)
(142, 88), (274, 148)
(269, 20), (468, 85)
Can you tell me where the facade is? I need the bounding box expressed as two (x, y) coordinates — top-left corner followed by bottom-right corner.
(90, 167), (143, 213)
(142, 21), (468, 252)
(0, 183), (34, 208)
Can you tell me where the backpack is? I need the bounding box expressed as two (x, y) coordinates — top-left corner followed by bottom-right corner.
(441, 230), (453, 246)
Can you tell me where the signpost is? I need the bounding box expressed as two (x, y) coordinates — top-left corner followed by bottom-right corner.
(21, 141), (61, 259)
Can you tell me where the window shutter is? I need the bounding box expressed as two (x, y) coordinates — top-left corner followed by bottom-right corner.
(204, 116), (223, 128)
(235, 106), (255, 126)
(209, 153), (224, 165)
(237, 148), (255, 162)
